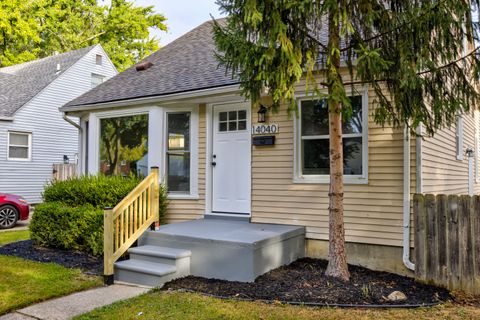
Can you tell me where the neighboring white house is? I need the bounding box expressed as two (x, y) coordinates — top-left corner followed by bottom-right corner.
(0, 45), (117, 203)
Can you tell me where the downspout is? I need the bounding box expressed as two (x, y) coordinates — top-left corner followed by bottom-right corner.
(63, 113), (83, 173)
(403, 127), (415, 271)
(63, 113), (82, 131)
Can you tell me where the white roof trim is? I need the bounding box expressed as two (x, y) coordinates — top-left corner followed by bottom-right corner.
(61, 84), (242, 113)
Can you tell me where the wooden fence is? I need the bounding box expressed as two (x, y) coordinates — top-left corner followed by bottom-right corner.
(52, 163), (78, 181)
(414, 194), (480, 294)
(103, 167), (160, 284)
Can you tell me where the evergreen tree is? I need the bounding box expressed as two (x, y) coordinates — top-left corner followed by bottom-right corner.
(213, 0), (480, 281)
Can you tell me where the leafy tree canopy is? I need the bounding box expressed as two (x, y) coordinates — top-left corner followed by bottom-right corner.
(214, 0), (480, 136)
(0, 0), (167, 71)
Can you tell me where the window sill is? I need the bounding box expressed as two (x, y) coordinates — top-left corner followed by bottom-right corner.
(167, 193), (199, 200)
(7, 158), (32, 162)
(293, 175), (368, 185)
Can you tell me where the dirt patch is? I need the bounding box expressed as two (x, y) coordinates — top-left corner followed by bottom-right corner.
(164, 258), (451, 306)
(0, 240), (102, 275)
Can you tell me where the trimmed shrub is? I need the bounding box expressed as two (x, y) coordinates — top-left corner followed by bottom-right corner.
(32, 175), (168, 256)
(42, 175), (142, 208)
(30, 202), (104, 255)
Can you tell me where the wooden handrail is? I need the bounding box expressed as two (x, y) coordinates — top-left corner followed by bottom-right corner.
(103, 167), (160, 285)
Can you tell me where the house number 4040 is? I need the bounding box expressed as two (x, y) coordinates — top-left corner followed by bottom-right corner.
(252, 124), (279, 135)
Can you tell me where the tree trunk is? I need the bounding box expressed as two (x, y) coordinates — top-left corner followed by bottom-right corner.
(324, 7), (350, 282)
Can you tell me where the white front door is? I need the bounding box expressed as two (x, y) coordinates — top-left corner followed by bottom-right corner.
(212, 103), (251, 214)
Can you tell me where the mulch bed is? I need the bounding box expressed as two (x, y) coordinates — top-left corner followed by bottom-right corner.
(0, 240), (102, 275)
(164, 258), (451, 306)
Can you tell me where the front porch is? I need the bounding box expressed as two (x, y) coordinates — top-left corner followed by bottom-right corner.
(114, 218), (306, 286)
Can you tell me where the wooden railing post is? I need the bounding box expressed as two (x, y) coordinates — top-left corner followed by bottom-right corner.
(104, 207), (114, 285)
(151, 166), (160, 229)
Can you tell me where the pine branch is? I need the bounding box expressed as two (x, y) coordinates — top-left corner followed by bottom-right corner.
(340, 0), (450, 53)
(284, 17), (328, 52)
(320, 46), (480, 87)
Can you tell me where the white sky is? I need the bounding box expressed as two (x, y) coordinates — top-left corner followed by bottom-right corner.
(100, 0), (225, 44)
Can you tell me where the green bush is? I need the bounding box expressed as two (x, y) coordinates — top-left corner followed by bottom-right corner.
(158, 183), (168, 225)
(42, 175), (142, 208)
(30, 202), (104, 255)
(32, 175), (168, 256)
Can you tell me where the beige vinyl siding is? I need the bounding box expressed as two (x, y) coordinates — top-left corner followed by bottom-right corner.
(165, 104), (206, 223)
(422, 110), (478, 194)
(476, 111), (480, 194)
(250, 82), (412, 247)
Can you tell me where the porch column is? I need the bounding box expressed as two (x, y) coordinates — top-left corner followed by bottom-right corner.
(87, 112), (99, 175)
(148, 106), (164, 179)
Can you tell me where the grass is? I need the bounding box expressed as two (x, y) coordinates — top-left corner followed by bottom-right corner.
(0, 230), (30, 246)
(75, 291), (480, 320)
(0, 255), (102, 315)
(0, 230), (102, 315)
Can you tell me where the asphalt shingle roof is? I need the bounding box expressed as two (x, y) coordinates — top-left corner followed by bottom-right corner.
(63, 18), (336, 111)
(0, 46), (95, 117)
(63, 20), (240, 109)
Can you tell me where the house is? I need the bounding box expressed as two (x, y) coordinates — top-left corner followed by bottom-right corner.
(60, 20), (480, 285)
(0, 45), (117, 203)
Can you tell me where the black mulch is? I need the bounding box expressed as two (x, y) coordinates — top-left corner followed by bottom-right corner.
(0, 240), (102, 275)
(164, 258), (451, 306)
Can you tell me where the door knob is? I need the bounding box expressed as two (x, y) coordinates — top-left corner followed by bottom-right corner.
(211, 161), (217, 166)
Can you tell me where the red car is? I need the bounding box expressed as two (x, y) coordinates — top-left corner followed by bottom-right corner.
(0, 193), (30, 229)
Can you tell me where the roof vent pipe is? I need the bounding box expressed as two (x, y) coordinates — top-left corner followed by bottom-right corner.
(135, 61), (153, 71)
(56, 63), (61, 75)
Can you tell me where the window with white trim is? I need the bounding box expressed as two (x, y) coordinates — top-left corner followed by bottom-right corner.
(296, 95), (367, 183)
(8, 132), (31, 161)
(166, 112), (191, 194)
(456, 115), (464, 160)
(91, 74), (105, 88)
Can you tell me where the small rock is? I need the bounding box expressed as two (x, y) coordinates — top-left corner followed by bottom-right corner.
(387, 291), (407, 302)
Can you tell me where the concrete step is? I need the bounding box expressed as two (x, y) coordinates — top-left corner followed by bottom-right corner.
(115, 260), (176, 277)
(128, 245), (191, 266)
(114, 246), (192, 287)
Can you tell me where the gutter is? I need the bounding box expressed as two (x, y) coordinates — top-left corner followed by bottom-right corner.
(403, 127), (415, 271)
(0, 116), (14, 121)
(63, 113), (82, 131)
(60, 84), (241, 113)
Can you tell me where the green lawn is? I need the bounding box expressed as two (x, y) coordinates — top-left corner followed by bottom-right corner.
(0, 231), (102, 315)
(0, 230), (30, 246)
(75, 291), (480, 320)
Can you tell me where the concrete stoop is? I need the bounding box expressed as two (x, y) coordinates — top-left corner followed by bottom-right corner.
(114, 219), (306, 286)
(114, 246), (191, 287)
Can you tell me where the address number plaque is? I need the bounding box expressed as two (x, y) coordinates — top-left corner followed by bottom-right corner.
(252, 124), (279, 135)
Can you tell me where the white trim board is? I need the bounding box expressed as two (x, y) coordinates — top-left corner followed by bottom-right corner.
(293, 88), (369, 184)
(7, 131), (33, 162)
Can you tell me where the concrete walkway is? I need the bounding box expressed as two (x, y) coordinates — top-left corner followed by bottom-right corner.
(0, 218), (30, 233)
(0, 284), (150, 320)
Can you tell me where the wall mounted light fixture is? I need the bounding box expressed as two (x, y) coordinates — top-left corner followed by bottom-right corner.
(257, 105), (268, 123)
